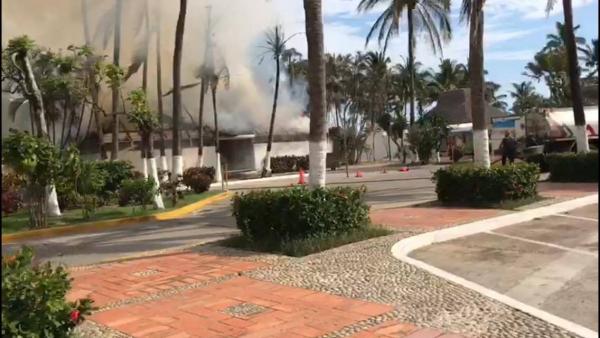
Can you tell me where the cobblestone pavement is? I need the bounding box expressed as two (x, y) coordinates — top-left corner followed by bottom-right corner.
(71, 184), (595, 338)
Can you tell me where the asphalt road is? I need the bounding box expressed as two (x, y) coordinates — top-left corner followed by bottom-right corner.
(2, 165), (441, 267)
(411, 203), (599, 332)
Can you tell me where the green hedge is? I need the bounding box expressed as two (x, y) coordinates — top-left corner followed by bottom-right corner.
(434, 163), (540, 204)
(525, 153), (550, 173)
(232, 186), (370, 243)
(547, 152), (598, 182)
(271, 156), (309, 173)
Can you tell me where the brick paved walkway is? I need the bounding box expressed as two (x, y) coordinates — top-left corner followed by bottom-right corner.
(69, 252), (466, 338)
(371, 207), (500, 230)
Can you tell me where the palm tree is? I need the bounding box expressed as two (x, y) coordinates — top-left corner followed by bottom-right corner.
(485, 81), (508, 111)
(546, 0), (589, 153)
(110, 0), (123, 160)
(282, 48), (303, 91)
(126, 89), (164, 209)
(155, 6), (168, 173)
(259, 25), (297, 177)
(364, 51), (391, 161)
(461, 0), (490, 168)
(357, 0), (452, 126)
(510, 81), (543, 138)
(431, 58), (469, 94)
(542, 21), (587, 53)
(304, 0), (327, 188)
(81, 0), (107, 160)
(581, 39), (598, 78)
(207, 65), (230, 183)
(172, 0), (187, 178)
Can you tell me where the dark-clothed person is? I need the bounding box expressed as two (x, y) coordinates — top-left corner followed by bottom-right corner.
(499, 131), (517, 165)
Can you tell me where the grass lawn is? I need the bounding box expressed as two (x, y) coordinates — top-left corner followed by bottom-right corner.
(220, 226), (394, 257)
(2, 191), (220, 235)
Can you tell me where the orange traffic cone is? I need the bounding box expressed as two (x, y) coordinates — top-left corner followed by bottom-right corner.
(355, 171), (363, 178)
(298, 168), (306, 185)
(399, 166), (409, 172)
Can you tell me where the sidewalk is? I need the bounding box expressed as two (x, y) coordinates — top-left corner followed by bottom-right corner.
(70, 182), (596, 338)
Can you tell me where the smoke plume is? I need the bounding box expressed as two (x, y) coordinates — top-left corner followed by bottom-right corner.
(1, 0), (309, 136)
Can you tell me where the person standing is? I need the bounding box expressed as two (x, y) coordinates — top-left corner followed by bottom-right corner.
(499, 130), (517, 165)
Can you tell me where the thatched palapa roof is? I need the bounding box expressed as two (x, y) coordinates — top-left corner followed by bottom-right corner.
(426, 88), (508, 125)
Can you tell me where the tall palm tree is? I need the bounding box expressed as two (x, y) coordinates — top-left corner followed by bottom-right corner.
(510, 81), (543, 137)
(461, 0), (490, 168)
(581, 38), (598, 77)
(357, 0), (452, 126)
(196, 6), (213, 168)
(282, 48), (303, 91)
(364, 51), (391, 161)
(547, 0), (589, 153)
(81, 0), (107, 160)
(485, 81), (508, 111)
(208, 65), (230, 183)
(260, 25), (296, 177)
(304, 0), (327, 188)
(542, 22), (587, 53)
(110, 0), (123, 160)
(431, 58), (468, 94)
(155, 6), (168, 173)
(172, 0), (187, 177)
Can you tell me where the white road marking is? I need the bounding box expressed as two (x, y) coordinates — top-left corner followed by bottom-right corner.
(554, 213), (598, 223)
(486, 231), (598, 258)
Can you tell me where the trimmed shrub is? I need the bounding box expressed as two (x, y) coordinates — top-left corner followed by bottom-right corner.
(525, 153), (550, 173)
(547, 151), (598, 182)
(271, 156), (309, 173)
(433, 163), (540, 204)
(2, 246), (94, 337)
(118, 178), (157, 208)
(96, 160), (135, 193)
(182, 168), (212, 193)
(232, 186), (370, 243)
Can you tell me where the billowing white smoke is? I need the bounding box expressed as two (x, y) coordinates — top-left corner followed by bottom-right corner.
(1, 0), (309, 135)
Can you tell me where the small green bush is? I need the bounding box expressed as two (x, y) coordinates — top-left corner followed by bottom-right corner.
(433, 163), (540, 204)
(525, 153), (550, 173)
(232, 186), (370, 243)
(118, 178), (157, 208)
(547, 151), (598, 182)
(2, 246), (94, 337)
(271, 156), (309, 173)
(96, 160), (135, 193)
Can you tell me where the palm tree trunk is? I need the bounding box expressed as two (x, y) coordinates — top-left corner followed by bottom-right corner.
(262, 55), (281, 177)
(387, 125), (392, 161)
(20, 52), (61, 216)
(212, 87), (222, 183)
(111, 0), (123, 160)
(155, 10), (167, 173)
(408, 7), (416, 126)
(469, 0), (490, 168)
(562, 0), (589, 153)
(74, 102), (86, 142)
(172, 0), (187, 178)
(197, 80), (206, 167)
(146, 131), (165, 209)
(304, 0), (327, 188)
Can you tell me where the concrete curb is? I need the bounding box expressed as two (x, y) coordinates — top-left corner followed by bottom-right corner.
(391, 194), (598, 338)
(2, 192), (232, 244)
(210, 173), (308, 188)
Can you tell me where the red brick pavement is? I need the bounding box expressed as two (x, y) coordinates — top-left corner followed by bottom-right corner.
(70, 253), (467, 337)
(538, 182), (598, 199)
(371, 207), (500, 230)
(68, 253), (267, 307)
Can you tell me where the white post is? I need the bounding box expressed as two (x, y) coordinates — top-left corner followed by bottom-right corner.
(142, 158), (148, 178)
(215, 154), (223, 183)
(172, 155), (184, 178)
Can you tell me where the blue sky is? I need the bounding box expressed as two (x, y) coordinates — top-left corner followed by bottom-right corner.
(274, 0), (599, 109)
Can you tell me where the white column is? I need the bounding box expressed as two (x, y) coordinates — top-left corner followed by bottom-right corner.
(215, 154), (223, 183)
(172, 155), (184, 178)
